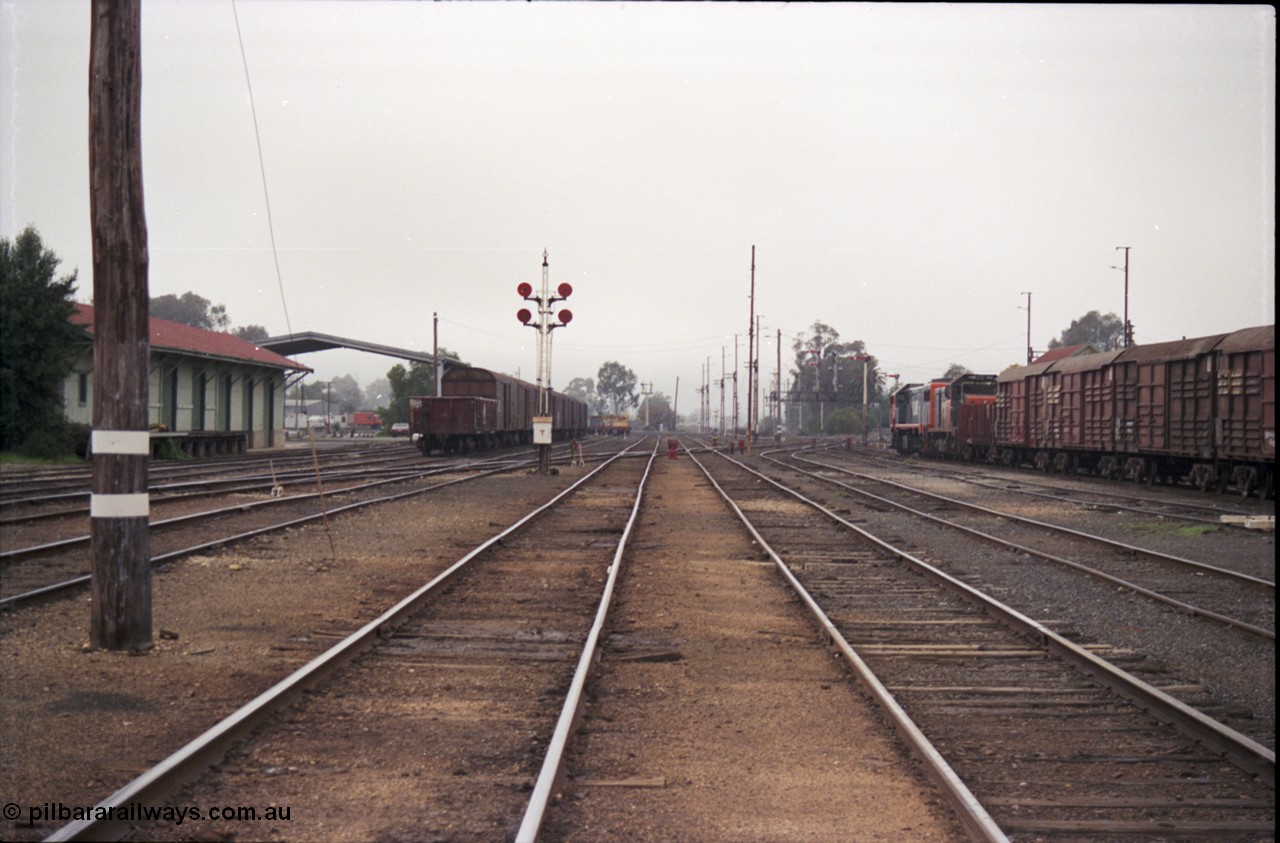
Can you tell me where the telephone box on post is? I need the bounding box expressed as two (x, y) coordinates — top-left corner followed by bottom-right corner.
(533, 415), (553, 445)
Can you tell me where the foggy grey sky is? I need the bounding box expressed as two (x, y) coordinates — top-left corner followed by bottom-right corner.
(3, 2), (1274, 408)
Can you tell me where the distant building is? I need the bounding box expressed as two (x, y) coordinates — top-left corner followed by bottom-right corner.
(66, 304), (311, 454)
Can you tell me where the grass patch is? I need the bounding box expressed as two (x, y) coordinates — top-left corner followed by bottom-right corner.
(1130, 521), (1220, 537)
(0, 451), (85, 468)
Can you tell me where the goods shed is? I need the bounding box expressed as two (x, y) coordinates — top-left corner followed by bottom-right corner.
(66, 304), (311, 454)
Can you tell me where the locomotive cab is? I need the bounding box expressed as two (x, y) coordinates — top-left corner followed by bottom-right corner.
(890, 383), (927, 454)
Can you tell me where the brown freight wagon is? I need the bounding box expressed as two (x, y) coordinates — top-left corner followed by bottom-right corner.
(993, 325), (1273, 497)
(1208, 324), (1275, 495)
(409, 395), (499, 454)
(412, 366), (588, 455)
(1048, 349), (1125, 473)
(1108, 332), (1228, 478)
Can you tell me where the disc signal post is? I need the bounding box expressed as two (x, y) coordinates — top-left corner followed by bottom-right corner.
(517, 250), (574, 474)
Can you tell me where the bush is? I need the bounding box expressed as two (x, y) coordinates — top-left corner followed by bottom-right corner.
(153, 437), (190, 461)
(18, 419), (90, 461)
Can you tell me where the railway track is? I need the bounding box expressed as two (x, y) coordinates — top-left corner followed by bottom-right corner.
(0, 441), (615, 607)
(42, 441), (658, 841)
(33, 441), (982, 842)
(734, 444), (1276, 750)
(849, 446), (1274, 525)
(0, 440), (419, 508)
(692, 446), (1275, 839)
(777, 449), (1275, 640)
(10, 435), (1273, 840)
(0, 439), (569, 518)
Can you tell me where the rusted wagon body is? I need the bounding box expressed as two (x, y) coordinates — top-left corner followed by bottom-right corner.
(410, 366), (588, 454)
(897, 325), (1273, 497)
(990, 325), (1274, 496)
(1214, 326), (1276, 488)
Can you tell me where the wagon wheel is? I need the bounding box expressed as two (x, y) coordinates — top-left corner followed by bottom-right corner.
(1237, 469), (1256, 499)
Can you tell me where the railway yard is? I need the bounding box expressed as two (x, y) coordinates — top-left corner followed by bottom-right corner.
(0, 436), (1274, 842)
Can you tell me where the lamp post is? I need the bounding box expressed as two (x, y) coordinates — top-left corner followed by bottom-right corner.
(853, 354), (871, 443)
(1020, 291), (1033, 364)
(1113, 246), (1133, 347)
(517, 250), (573, 475)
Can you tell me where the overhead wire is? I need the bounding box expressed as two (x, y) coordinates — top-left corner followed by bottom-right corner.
(231, 0), (293, 337)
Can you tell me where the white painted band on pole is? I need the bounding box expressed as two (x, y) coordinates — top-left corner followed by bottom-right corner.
(90, 493), (150, 518)
(92, 430), (151, 455)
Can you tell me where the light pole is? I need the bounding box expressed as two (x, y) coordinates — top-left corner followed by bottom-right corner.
(853, 354), (871, 443)
(433, 311), (441, 397)
(517, 250), (573, 474)
(1113, 246), (1133, 347)
(1020, 291), (1033, 364)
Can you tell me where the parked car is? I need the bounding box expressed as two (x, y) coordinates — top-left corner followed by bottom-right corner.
(390, 422), (410, 437)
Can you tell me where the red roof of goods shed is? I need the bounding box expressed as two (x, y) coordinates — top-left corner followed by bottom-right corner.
(71, 303), (310, 372)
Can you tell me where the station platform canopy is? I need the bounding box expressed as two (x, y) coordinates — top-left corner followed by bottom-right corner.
(259, 331), (449, 368)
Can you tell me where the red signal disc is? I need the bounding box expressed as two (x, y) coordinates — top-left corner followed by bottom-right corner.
(517, 308), (532, 324)
(557, 282), (573, 298)
(517, 282), (533, 297)
(558, 309), (573, 325)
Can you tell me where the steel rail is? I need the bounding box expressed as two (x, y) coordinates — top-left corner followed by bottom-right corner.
(712, 449), (1276, 788)
(788, 450), (1275, 593)
(0, 461), (528, 610)
(847, 441), (1274, 507)
(2, 439), (602, 562)
(769, 451), (1275, 641)
(2, 437), (610, 513)
(44, 441), (648, 842)
(0, 462), (449, 527)
(515, 439), (660, 842)
(0, 465), (478, 564)
(0, 442), (575, 515)
(685, 445), (1010, 843)
(2, 441), (633, 607)
(944, 474), (1257, 526)
(0, 447), (422, 508)
(863, 449), (1265, 521)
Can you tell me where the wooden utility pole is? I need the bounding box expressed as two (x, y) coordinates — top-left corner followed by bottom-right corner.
(89, 0), (152, 650)
(775, 328), (781, 436)
(673, 377), (679, 431)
